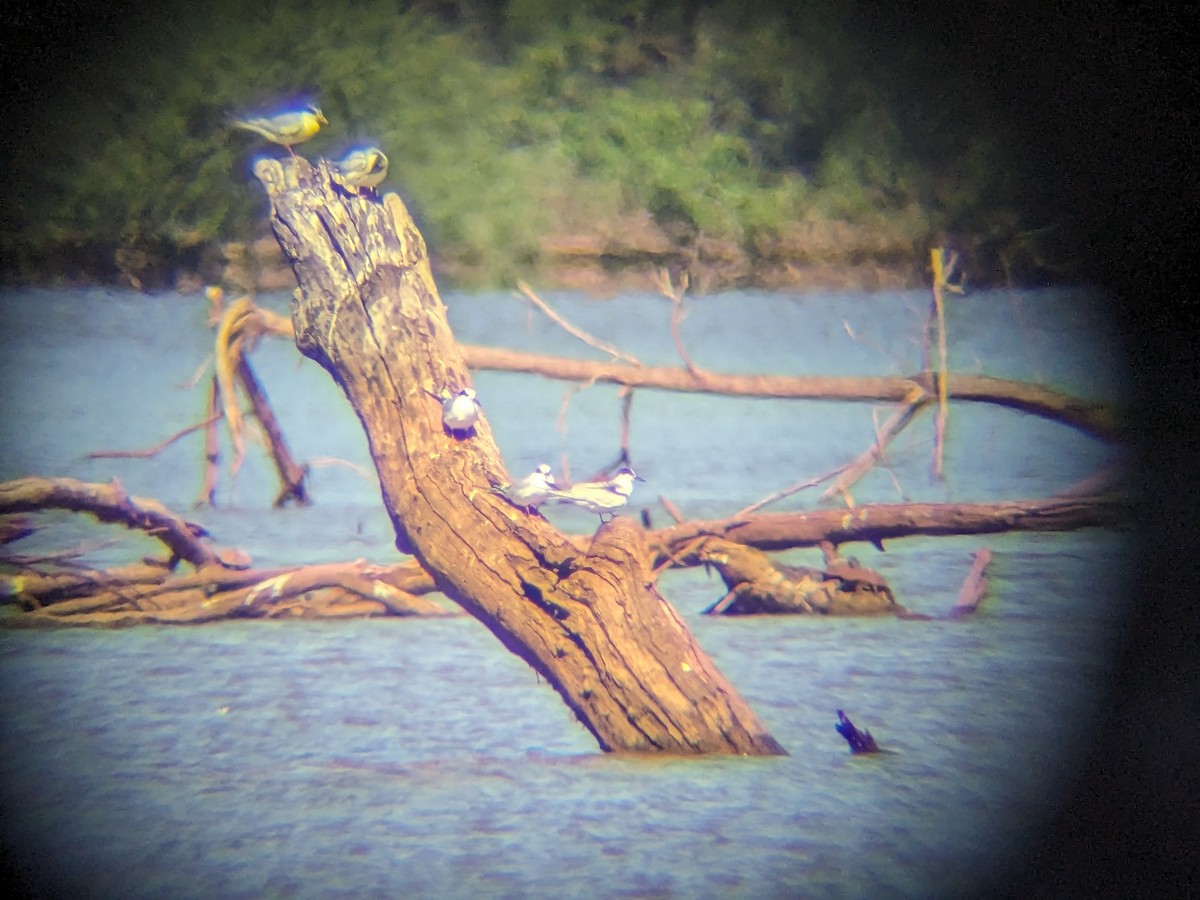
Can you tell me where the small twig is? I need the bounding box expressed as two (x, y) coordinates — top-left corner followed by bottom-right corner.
(701, 587), (739, 616)
(651, 534), (709, 580)
(930, 248), (951, 482)
(204, 285), (225, 326)
(841, 320), (909, 373)
(733, 463), (852, 518)
(179, 353), (214, 390)
(655, 267), (706, 378)
(307, 457), (375, 481)
(88, 414), (222, 460)
(516, 280), (641, 365)
(821, 386), (931, 507)
(879, 455), (908, 501)
(214, 297), (250, 477)
(555, 376), (599, 436)
(198, 376), (221, 507)
(618, 387), (634, 460)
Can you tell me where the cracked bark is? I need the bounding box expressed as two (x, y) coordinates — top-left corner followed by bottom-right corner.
(253, 157), (785, 755)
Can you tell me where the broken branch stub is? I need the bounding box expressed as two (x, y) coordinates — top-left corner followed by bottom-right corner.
(253, 157), (785, 755)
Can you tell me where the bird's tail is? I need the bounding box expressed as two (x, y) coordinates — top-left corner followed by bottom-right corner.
(226, 114), (269, 139)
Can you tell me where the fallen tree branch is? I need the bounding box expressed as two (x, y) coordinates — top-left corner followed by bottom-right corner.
(236, 356), (309, 507)
(88, 414), (222, 460)
(929, 248), (957, 480)
(459, 345), (1119, 440)
(213, 293), (295, 479)
(698, 539), (896, 616)
(734, 463), (852, 517)
(198, 375), (221, 506)
(1, 479), (1126, 627)
(516, 280), (642, 365)
(0, 477), (226, 569)
(2, 555), (448, 626)
(649, 493), (1130, 561)
(654, 267), (707, 379)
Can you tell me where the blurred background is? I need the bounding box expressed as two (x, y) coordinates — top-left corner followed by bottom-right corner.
(1, 0), (1111, 293)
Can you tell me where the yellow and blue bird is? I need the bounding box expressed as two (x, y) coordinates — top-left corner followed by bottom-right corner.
(332, 147), (389, 194)
(229, 105), (327, 156)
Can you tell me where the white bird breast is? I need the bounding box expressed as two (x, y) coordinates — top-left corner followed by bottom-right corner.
(443, 394), (479, 430)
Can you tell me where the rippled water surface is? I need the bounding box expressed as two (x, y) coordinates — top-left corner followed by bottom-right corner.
(0, 286), (1131, 897)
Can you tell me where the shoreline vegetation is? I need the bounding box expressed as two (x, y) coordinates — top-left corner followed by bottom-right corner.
(3, 1), (1077, 295)
(213, 215), (935, 298)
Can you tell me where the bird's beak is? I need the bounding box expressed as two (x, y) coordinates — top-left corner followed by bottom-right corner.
(635, 473), (647, 482)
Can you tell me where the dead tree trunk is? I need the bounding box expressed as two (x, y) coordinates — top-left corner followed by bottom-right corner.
(252, 157), (784, 755)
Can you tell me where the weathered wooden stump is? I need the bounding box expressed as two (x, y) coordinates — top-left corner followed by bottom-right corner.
(253, 157), (785, 755)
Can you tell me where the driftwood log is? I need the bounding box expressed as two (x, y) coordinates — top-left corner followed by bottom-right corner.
(0, 476), (448, 626)
(0, 477), (225, 568)
(698, 539), (898, 615)
(1, 559), (449, 627)
(251, 156), (785, 755)
(0, 476), (1119, 626)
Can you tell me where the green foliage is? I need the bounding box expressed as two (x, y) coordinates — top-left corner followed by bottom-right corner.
(3, 0), (1025, 286)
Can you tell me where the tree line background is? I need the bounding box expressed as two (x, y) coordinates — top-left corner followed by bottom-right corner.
(2, 0), (1077, 290)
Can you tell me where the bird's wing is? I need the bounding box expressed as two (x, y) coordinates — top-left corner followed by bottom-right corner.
(270, 114), (308, 139)
(230, 113), (307, 142)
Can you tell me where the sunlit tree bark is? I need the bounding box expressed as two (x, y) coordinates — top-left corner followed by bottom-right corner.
(251, 157), (785, 755)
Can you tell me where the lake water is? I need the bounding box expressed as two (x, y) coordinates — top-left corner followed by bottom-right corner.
(0, 285), (1133, 897)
